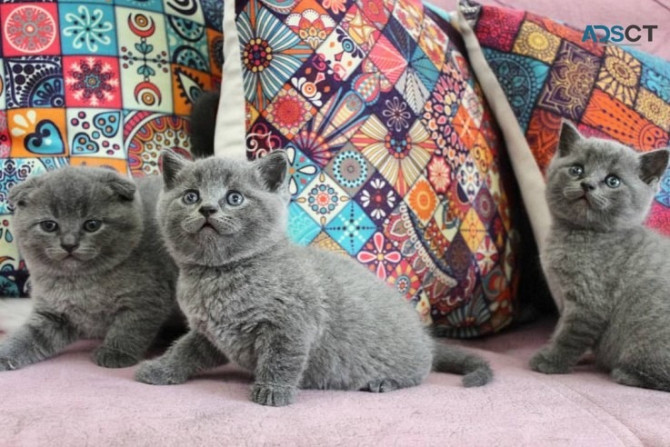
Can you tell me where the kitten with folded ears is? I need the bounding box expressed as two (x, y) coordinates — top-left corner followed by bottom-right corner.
(0, 167), (179, 370)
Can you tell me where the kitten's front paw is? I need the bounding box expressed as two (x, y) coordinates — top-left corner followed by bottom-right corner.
(0, 357), (18, 371)
(529, 349), (571, 374)
(251, 383), (296, 407)
(93, 346), (138, 368)
(135, 359), (188, 385)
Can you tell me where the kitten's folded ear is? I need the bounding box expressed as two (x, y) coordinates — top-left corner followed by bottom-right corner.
(161, 149), (191, 189)
(557, 120), (582, 157)
(8, 176), (41, 208)
(639, 149), (670, 185)
(102, 171), (136, 201)
(256, 150), (289, 192)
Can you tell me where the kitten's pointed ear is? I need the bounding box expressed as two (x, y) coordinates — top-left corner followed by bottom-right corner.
(102, 170), (136, 201)
(161, 149), (190, 189)
(256, 150), (289, 192)
(8, 176), (41, 208)
(557, 120), (582, 157)
(639, 149), (669, 185)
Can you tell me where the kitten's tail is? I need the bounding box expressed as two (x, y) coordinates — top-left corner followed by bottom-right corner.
(432, 341), (493, 387)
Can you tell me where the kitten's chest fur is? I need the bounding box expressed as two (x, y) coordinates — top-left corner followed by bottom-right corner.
(35, 275), (123, 337)
(544, 229), (629, 309)
(178, 265), (273, 371)
(544, 225), (670, 365)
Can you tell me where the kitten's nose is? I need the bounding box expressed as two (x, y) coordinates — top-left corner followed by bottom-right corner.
(61, 242), (79, 253)
(199, 206), (217, 217)
(580, 181), (596, 192)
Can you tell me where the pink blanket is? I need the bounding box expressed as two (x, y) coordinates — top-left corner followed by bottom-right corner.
(1, 319), (668, 446)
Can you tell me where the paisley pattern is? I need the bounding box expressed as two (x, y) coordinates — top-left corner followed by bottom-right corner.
(0, 0), (223, 296)
(468, 1), (670, 235)
(238, 0), (521, 336)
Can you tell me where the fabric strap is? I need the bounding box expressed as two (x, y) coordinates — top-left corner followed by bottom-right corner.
(214, 0), (248, 159)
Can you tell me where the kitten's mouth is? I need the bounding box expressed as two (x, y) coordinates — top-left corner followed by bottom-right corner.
(200, 221), (219, 233)
(572, 194), (590, 205)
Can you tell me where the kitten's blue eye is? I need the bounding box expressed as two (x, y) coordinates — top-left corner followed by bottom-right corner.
(226, 191), (244, 206)
(183, 190), (200, 205)
(40, 220), (58, 233)
(83, 219), (102, 233)
(605, 175), (621, 188)
(568, 165), (584, 177)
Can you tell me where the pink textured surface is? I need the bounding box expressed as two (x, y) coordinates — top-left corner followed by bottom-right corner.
(1, 319), (668, 446)
(437, 0), (670, 59)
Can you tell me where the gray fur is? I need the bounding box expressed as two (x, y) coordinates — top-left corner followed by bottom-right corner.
(135, 150), (492, 406)
(530, 121), (670, 391)
(0, 167), (179, 370)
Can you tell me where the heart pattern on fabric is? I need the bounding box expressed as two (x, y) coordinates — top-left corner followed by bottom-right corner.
(24, 120), (65, 155)
(72, 132), (100, 154)
(93, 111), (121, 138)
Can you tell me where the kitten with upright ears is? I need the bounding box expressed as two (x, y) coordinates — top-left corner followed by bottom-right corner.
(530, 121), (670, 391)
(0, 167), (179, 370)
(135, 150), (492, 406)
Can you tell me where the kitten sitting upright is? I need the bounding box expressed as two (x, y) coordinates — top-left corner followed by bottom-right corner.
(135, 150), (492, 406)
(0, 167), (179, 370)
(530, 121), (670, 391)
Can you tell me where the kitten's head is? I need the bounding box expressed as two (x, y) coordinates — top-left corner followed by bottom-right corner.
(157, 149), (290, 266)
(9, 167), (142, 276)
(546, 121), (669, 231)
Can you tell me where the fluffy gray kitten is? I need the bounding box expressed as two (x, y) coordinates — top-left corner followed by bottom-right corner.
(0, 167), (179, 370)
(135, 150), (492, 406)
(530, 121), (670, 391)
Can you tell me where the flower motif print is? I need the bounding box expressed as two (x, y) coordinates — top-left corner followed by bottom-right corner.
(357, 232), (402, 279)
(356, 175), (398, 222)
(285, 9), (336, 50)
(382, 96), (411, 132)
(5, 6), (57, 54)
(427, 156), (450, 194)
(239, 1), (312, 110)
(62, 6), (113, 53)
(66, 58), (118, 106)
(323, 0), (347, 14)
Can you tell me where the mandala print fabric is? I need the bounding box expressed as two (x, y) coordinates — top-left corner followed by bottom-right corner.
(0, 0), (224, 296)
(234, 0), (521, 336)
(465, 1), (670, 234)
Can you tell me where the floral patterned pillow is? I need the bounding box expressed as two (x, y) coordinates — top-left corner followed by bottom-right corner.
(219, 0), (522, 336)
(0, 0), (224, 296)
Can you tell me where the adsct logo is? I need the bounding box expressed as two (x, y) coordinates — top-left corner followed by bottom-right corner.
(582, 25), (658, 44)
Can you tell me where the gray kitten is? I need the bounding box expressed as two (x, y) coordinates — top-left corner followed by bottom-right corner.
(0, 167), (179, 370)
(135, 150), (492, 406)
(530, 121), (670, 391)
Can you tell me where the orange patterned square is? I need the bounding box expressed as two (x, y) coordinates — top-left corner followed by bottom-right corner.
(452, 105), (479, 149)
(7, 109), (68, 158)
(172, 65), (213, 117)
(525, 108), (562, 174)
(582, 89), (669, 150)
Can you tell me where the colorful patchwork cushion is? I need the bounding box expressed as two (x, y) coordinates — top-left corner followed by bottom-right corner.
(463, 1), (670, 234)
(217, 0), (522, 336)
(0, 0), (224, 296)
